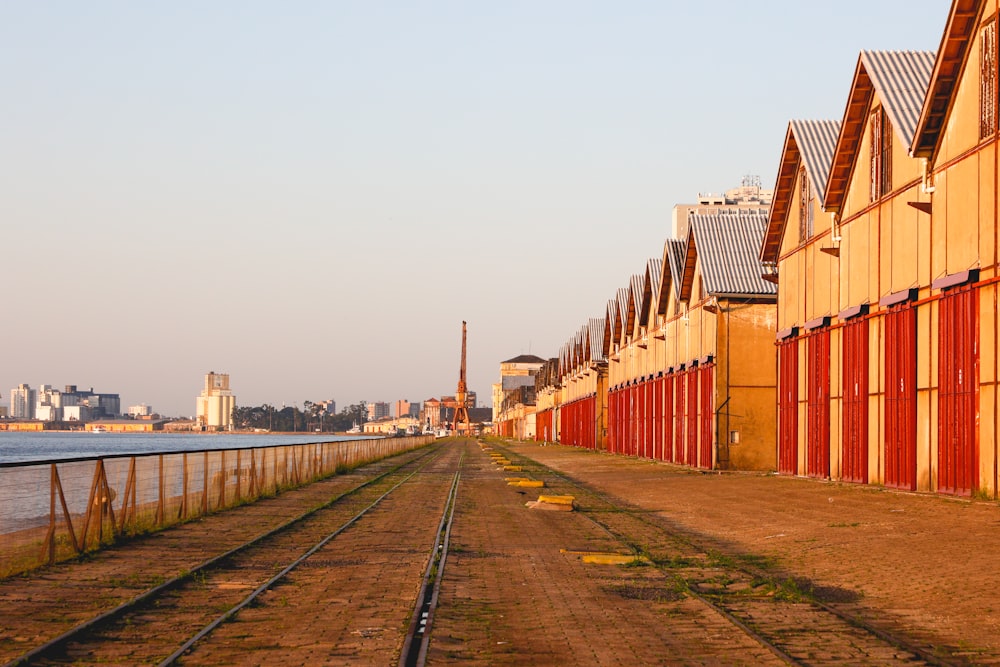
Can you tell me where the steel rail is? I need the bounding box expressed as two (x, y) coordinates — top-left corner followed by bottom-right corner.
(4, 443), (444, 667)
(399, 453), (464, 667)
(490, 442), (957, 667)
(158, 446), (453, 666)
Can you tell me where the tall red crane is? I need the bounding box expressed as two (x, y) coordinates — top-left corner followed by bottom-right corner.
(453, 321), (471, 434)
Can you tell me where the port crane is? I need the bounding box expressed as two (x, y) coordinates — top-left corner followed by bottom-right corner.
(453, 321), (471, 434)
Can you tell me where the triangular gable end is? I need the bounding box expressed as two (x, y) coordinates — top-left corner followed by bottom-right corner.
(616, 288), (630, 347)
(642, 258), (662, 328)
(665, 238), (687, 303)
(656, 242), (674, 318)
(763, 119), (841, 263)
(603, 300), (618, 358)
(911, 0), (987, 159)
(825, 50), (936, 212)
(589, 318), (606, 363)
(628, 273), (644, 338)
(678, 227), (699, 303)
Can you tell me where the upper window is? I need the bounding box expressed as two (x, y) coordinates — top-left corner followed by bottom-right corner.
(981, 21), (997, 139)
(798, 165), (814, 242)
(870, 108), (892, 202)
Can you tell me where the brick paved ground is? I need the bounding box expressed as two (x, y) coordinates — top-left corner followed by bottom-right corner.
(7, 438), (999, 665)
(507, 440), (1000, 663)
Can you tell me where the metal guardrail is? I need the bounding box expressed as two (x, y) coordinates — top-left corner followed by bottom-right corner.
(0, 435), (434, 578)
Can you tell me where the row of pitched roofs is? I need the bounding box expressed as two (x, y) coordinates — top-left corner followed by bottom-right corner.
(551, 207), (777, 380)
(552, 0), (985, 383)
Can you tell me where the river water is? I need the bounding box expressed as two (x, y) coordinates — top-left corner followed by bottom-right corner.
(0, 431), (370, 465)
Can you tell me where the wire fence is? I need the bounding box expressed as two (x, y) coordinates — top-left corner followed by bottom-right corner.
(0, 435), (434, 578)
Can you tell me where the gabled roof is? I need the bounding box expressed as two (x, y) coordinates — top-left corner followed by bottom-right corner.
(664, 239), (687, 302)
(588, 318), (606, 363)
(825, 50), (936, 212)
(911, 0), (987, 158)
(654, 244), (674, 317)
(689, 211), (778, 297)
(574, 327), (585, 368)
(616, 287), (630, 346)
(603, 299), (618, 357)
(641, 258), (662, 326)
(679, 227), (699, 302)
(628, 273), (644, 335)
(762, 119), (841, 263)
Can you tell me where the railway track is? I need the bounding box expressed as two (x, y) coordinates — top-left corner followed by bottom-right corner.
(488, 441), (957, 667)
(2, 441), (465, 667)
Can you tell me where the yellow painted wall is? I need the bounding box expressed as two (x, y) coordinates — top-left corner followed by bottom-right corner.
(717, 302), (778, 470)
(936, 16), (987, 165)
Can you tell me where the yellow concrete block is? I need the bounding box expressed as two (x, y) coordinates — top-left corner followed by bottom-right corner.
(504, 477), (531, 483)
(559, 550), (650, 565)
(537, 495), (574, 505)
(582, 554), (649, 565)
(502, 465), (522, 471)
(509, 480), (545, 488)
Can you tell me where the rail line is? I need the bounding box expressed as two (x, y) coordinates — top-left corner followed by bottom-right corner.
(399, 457), (463, 667)
(4, 442), (453, 667)
(490, 442), (956, 667)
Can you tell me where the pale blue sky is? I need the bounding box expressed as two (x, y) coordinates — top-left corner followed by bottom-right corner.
(1, 2), (948, 417)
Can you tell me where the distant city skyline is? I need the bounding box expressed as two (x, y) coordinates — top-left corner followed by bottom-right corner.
(0, 2), (948, 416)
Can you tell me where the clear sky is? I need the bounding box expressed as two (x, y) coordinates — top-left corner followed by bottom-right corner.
(2, 1), (949, 417)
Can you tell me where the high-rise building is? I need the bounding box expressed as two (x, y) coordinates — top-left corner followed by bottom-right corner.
(196, 372), (236, 430)
(671, 176), (773, 240)
(367, 401), (390, 421)
(128, 404), (153, 417)
(10, 384), (36, 419)
(394, 400), (420, 419)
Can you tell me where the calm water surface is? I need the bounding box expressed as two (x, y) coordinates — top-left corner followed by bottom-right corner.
(0, 431), (372, 465)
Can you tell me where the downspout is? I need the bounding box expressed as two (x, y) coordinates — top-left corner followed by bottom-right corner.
(921, 157), (936, 194)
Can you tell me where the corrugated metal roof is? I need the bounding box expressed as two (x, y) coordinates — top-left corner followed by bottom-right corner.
(860, 50), (936, 147)
(642, 258), (662, 324)
(825, 49), (936, 212)
(589, 318), (606, 362)
(762, 119), (840, 263)
(690, 211), (778, 296)
(665, 239), (686, 302)
(628, 273), (644, 334)
(791, 119), (841, 197)
(604, 298), (618, 356)
(617, 287), (631, 343)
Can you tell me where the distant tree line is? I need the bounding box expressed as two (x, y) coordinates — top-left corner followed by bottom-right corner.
(230, 401), (368, 433)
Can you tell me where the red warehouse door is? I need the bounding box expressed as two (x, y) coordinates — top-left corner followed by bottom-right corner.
(884, 305), (916, 490)
(777, 339), (798, 475)
(699, 364), (715, 469)
(663, 375), (674, 462)
(841, 318), (869, 483)
(607, 389), (617, 453)
(806, 330), (831, 478)
(685, 370), (699, 466)
(650, 377), (660, 460)
(643, 378), (656, 459)
(674, 373), (686, 464)
(938, 285), (979, 496)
